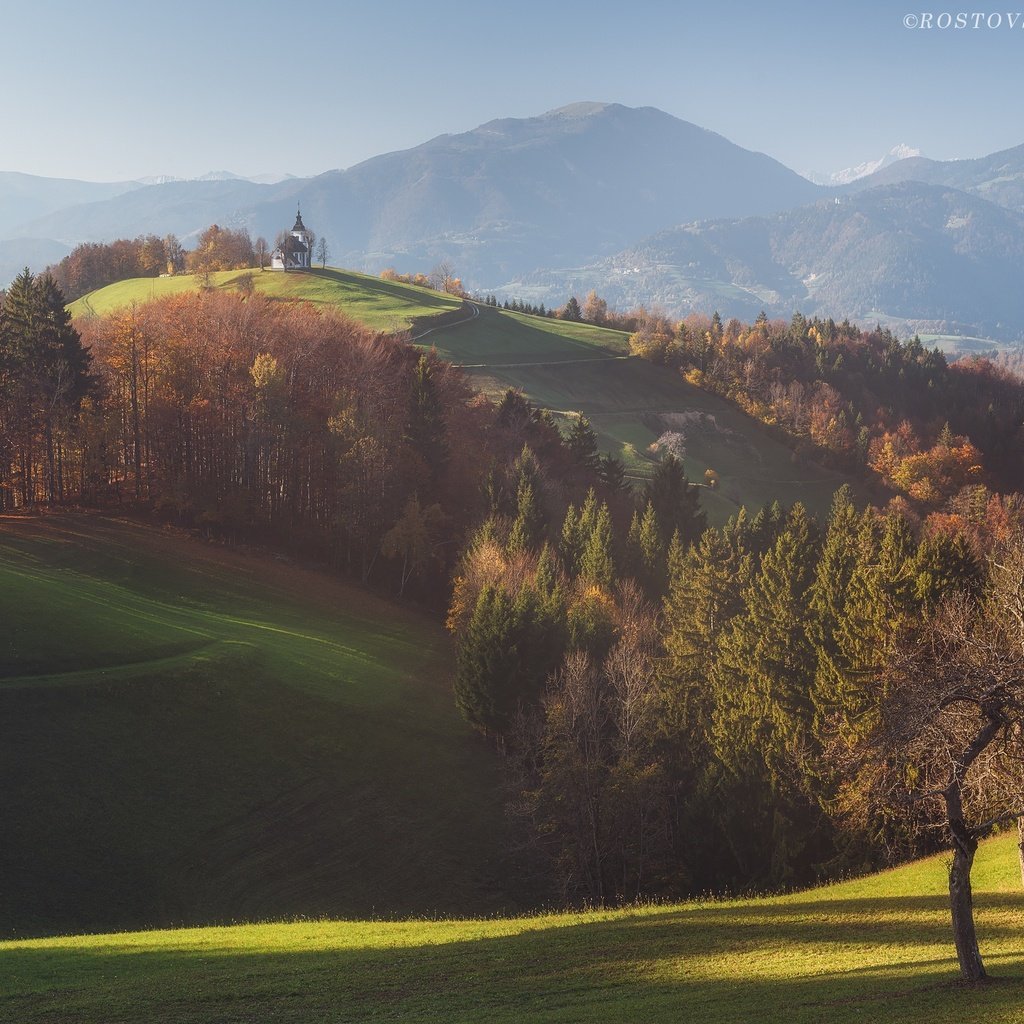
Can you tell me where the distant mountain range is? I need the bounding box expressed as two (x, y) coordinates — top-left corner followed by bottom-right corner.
(509, 182), (1024, 340)
(1, 103), (1022, 342)
(806, 145), (923, 186)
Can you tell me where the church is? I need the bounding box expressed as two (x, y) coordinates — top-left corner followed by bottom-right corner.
(270, 207), (314, 270)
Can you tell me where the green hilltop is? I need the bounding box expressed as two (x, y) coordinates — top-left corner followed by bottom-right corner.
(71, 270), (864, 521)
(67, 266), (463, 333)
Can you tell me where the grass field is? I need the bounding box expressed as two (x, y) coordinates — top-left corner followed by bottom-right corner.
(3, 829), (1023, 1022)
(0, 514), (520, 940)
(68, 267), (463, 333)
(71, 271), (866, 522)
(424, 305), (862, 523)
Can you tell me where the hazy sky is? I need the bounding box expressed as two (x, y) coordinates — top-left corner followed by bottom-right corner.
(5, 0), (1021, 181)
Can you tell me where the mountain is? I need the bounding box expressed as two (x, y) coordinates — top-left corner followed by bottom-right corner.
(266, 102), (822, 279)
(807, 144), (922, 186)
(8, 103), (821, 280)
(15, 178), (275, 246)
(0, 237), (72, 288)
(508, 182), (1024, 341)
(847, 143), (1024, 213)
(0, 171), (141, 238)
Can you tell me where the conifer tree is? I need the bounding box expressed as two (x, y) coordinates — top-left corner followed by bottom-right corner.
(407, 354), (448, 482)
(566, 412), (600, 473)
(579, 500), (615, 589)
(644, 454), (706, 548)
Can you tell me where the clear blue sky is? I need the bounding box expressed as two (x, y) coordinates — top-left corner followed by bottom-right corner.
(6, 0), (1021, 181)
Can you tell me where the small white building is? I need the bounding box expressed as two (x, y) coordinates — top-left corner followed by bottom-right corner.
(270, 207), (314, 270)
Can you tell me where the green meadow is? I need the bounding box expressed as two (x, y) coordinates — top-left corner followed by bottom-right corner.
(0, 514), (521, 940)
(425, 305), (861, 523)
(3, 827), (1023, 1023)
(72, 272), (865, 521)
(68, 267), (463, 332)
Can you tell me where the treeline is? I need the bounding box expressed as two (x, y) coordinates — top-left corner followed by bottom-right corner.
(0, 275), (634, 599)
(479, 289), (649, 333)
(44, 225), (260, 303)
(449, 473), (1023, 902)
(628, 309), (1024, 503)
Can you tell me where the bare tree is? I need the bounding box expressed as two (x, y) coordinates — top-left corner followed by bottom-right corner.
(316, 236), (329, 269)
(255, 236), (268, 271)
(429, 261), (456, 294)
(838, 586), (1024, 982)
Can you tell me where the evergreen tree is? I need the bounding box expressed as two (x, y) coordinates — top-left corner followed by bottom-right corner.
(643, 454), (706, 548)
(508, 479), (544, 554)
(407, 354), (448, 482)
(0, 270), (91, 504)
(579, 500), (615, 589)
(597, 453), (628, 494)
(561, 488), (598, 577)
(565, 412), (599, 473)
(912, 530), (981, 609)
(562, 296), (582, 322)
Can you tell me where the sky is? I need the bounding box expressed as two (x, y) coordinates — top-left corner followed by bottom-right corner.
(4, 0), (1022, 181)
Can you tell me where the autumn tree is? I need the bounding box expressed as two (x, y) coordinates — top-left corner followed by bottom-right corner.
(835, 587), (1024, 982)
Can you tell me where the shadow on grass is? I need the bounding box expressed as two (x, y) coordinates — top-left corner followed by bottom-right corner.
(5, 894), (1024, 1024)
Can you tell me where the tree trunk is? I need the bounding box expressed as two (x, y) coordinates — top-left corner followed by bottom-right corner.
(949, 834), (986, 982)
(1018, 816), (1024, 889)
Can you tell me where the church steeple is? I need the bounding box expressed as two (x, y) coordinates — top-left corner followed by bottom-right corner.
(292, 205), (306, 232)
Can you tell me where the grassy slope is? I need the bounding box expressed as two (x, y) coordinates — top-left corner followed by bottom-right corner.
(4, 834), (1023, 1023)
(0, 514), (519, 939)
(68, 267), (463, 333)
(425, 305), (862, 523)
(70, 271), (863, 520)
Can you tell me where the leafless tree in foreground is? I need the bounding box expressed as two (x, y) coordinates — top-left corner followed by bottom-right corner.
(840, 580), (1024, 982)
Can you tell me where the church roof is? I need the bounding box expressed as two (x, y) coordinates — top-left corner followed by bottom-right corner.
(292, 207), (307, 232)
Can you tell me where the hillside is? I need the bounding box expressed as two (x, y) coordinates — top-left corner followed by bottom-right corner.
(0, 514), (521, 938)
(514, 182), (1024, 342)
(3, 830), (1023, 1023)
(425, 304), (863, 523)
(72, 271), (861, 521)
(68, 267), (463, 332)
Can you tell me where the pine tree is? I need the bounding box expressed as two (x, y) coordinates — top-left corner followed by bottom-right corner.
(597, 453), (628, 494)
(579, 500), (615, 589)
(716, 502), (820, 777)
(566, 412), (600, 473)
(508, 479), (544, 554)
(644, 454), (706, 548)
(561, 488), (597, 577)
(407, 354), (448, 482)
(0, 270), (91, 504)
(808, 486), (861, 728)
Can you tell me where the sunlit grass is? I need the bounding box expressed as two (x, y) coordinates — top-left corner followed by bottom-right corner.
(3, 835), (1023, 1023)
(68, 266), (462, 332)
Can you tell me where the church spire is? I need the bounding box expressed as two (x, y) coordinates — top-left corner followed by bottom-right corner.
(292, 204), (306, 232)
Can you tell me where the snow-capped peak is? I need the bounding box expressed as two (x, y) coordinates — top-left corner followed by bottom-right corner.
(805, 145), (923, 186)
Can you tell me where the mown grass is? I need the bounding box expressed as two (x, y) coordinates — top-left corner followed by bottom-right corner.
(68, 267), (463, 332)
(421, 304), (630, 365)
(71, 270), (865, 521)
(0, 514), (520, 940)
(447, 314), (862, 522)
(3, 832), (1023, 1023)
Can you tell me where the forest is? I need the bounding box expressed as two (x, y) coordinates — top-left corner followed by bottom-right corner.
(4, 270), (1024, 981)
